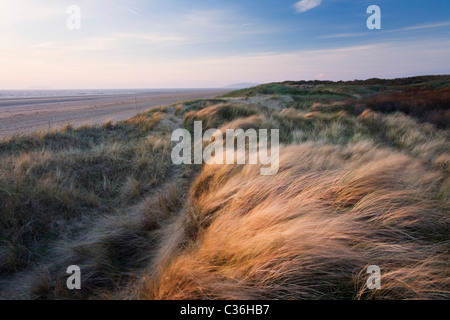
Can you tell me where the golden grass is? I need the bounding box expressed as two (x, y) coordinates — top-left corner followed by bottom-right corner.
(137, 143), (449, 300)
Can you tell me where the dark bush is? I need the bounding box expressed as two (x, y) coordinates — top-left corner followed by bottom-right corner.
(365, 87), (450, 128)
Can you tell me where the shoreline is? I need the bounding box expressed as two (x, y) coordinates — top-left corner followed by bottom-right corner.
(0, 89), (230, 140)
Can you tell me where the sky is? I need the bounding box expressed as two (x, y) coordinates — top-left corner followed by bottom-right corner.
(0, 0), (449, 89)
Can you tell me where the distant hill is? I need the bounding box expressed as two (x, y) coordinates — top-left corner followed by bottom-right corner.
(222, 82), (260, 89)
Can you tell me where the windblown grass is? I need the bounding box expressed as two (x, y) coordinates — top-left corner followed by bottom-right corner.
(138, 143), (449, 300)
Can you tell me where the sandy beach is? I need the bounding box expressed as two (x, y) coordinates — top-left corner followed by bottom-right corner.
(0, 90), (229, 140)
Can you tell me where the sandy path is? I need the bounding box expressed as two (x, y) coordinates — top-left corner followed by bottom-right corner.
(0, 90), (229, 140)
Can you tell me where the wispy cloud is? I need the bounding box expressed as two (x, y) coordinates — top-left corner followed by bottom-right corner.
(320, 20), (450, 39)
(26, 37), (118, 55)
(401, 21), (450, 31)
(295, 0), (323, 13)
(124, 8), (141, 17)
(154, 9), (272, 46)
(319, 32), (368, 39)
(114, 32), (185, 44)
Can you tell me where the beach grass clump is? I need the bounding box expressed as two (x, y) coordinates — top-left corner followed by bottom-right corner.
(0, 114), (173, 275)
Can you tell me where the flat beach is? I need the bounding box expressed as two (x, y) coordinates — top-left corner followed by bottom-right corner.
(0, 89), (229, 140)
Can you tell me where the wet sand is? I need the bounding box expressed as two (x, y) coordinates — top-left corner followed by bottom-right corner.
(0, 90), (229, 140)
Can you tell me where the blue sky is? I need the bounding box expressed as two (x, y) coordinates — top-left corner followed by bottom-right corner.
(0, 0), (449, 89)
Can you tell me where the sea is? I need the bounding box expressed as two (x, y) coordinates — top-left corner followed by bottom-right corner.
(0, 89), (204, 100)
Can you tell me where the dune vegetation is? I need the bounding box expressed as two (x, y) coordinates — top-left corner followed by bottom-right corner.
(0, 75), (449, 299)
